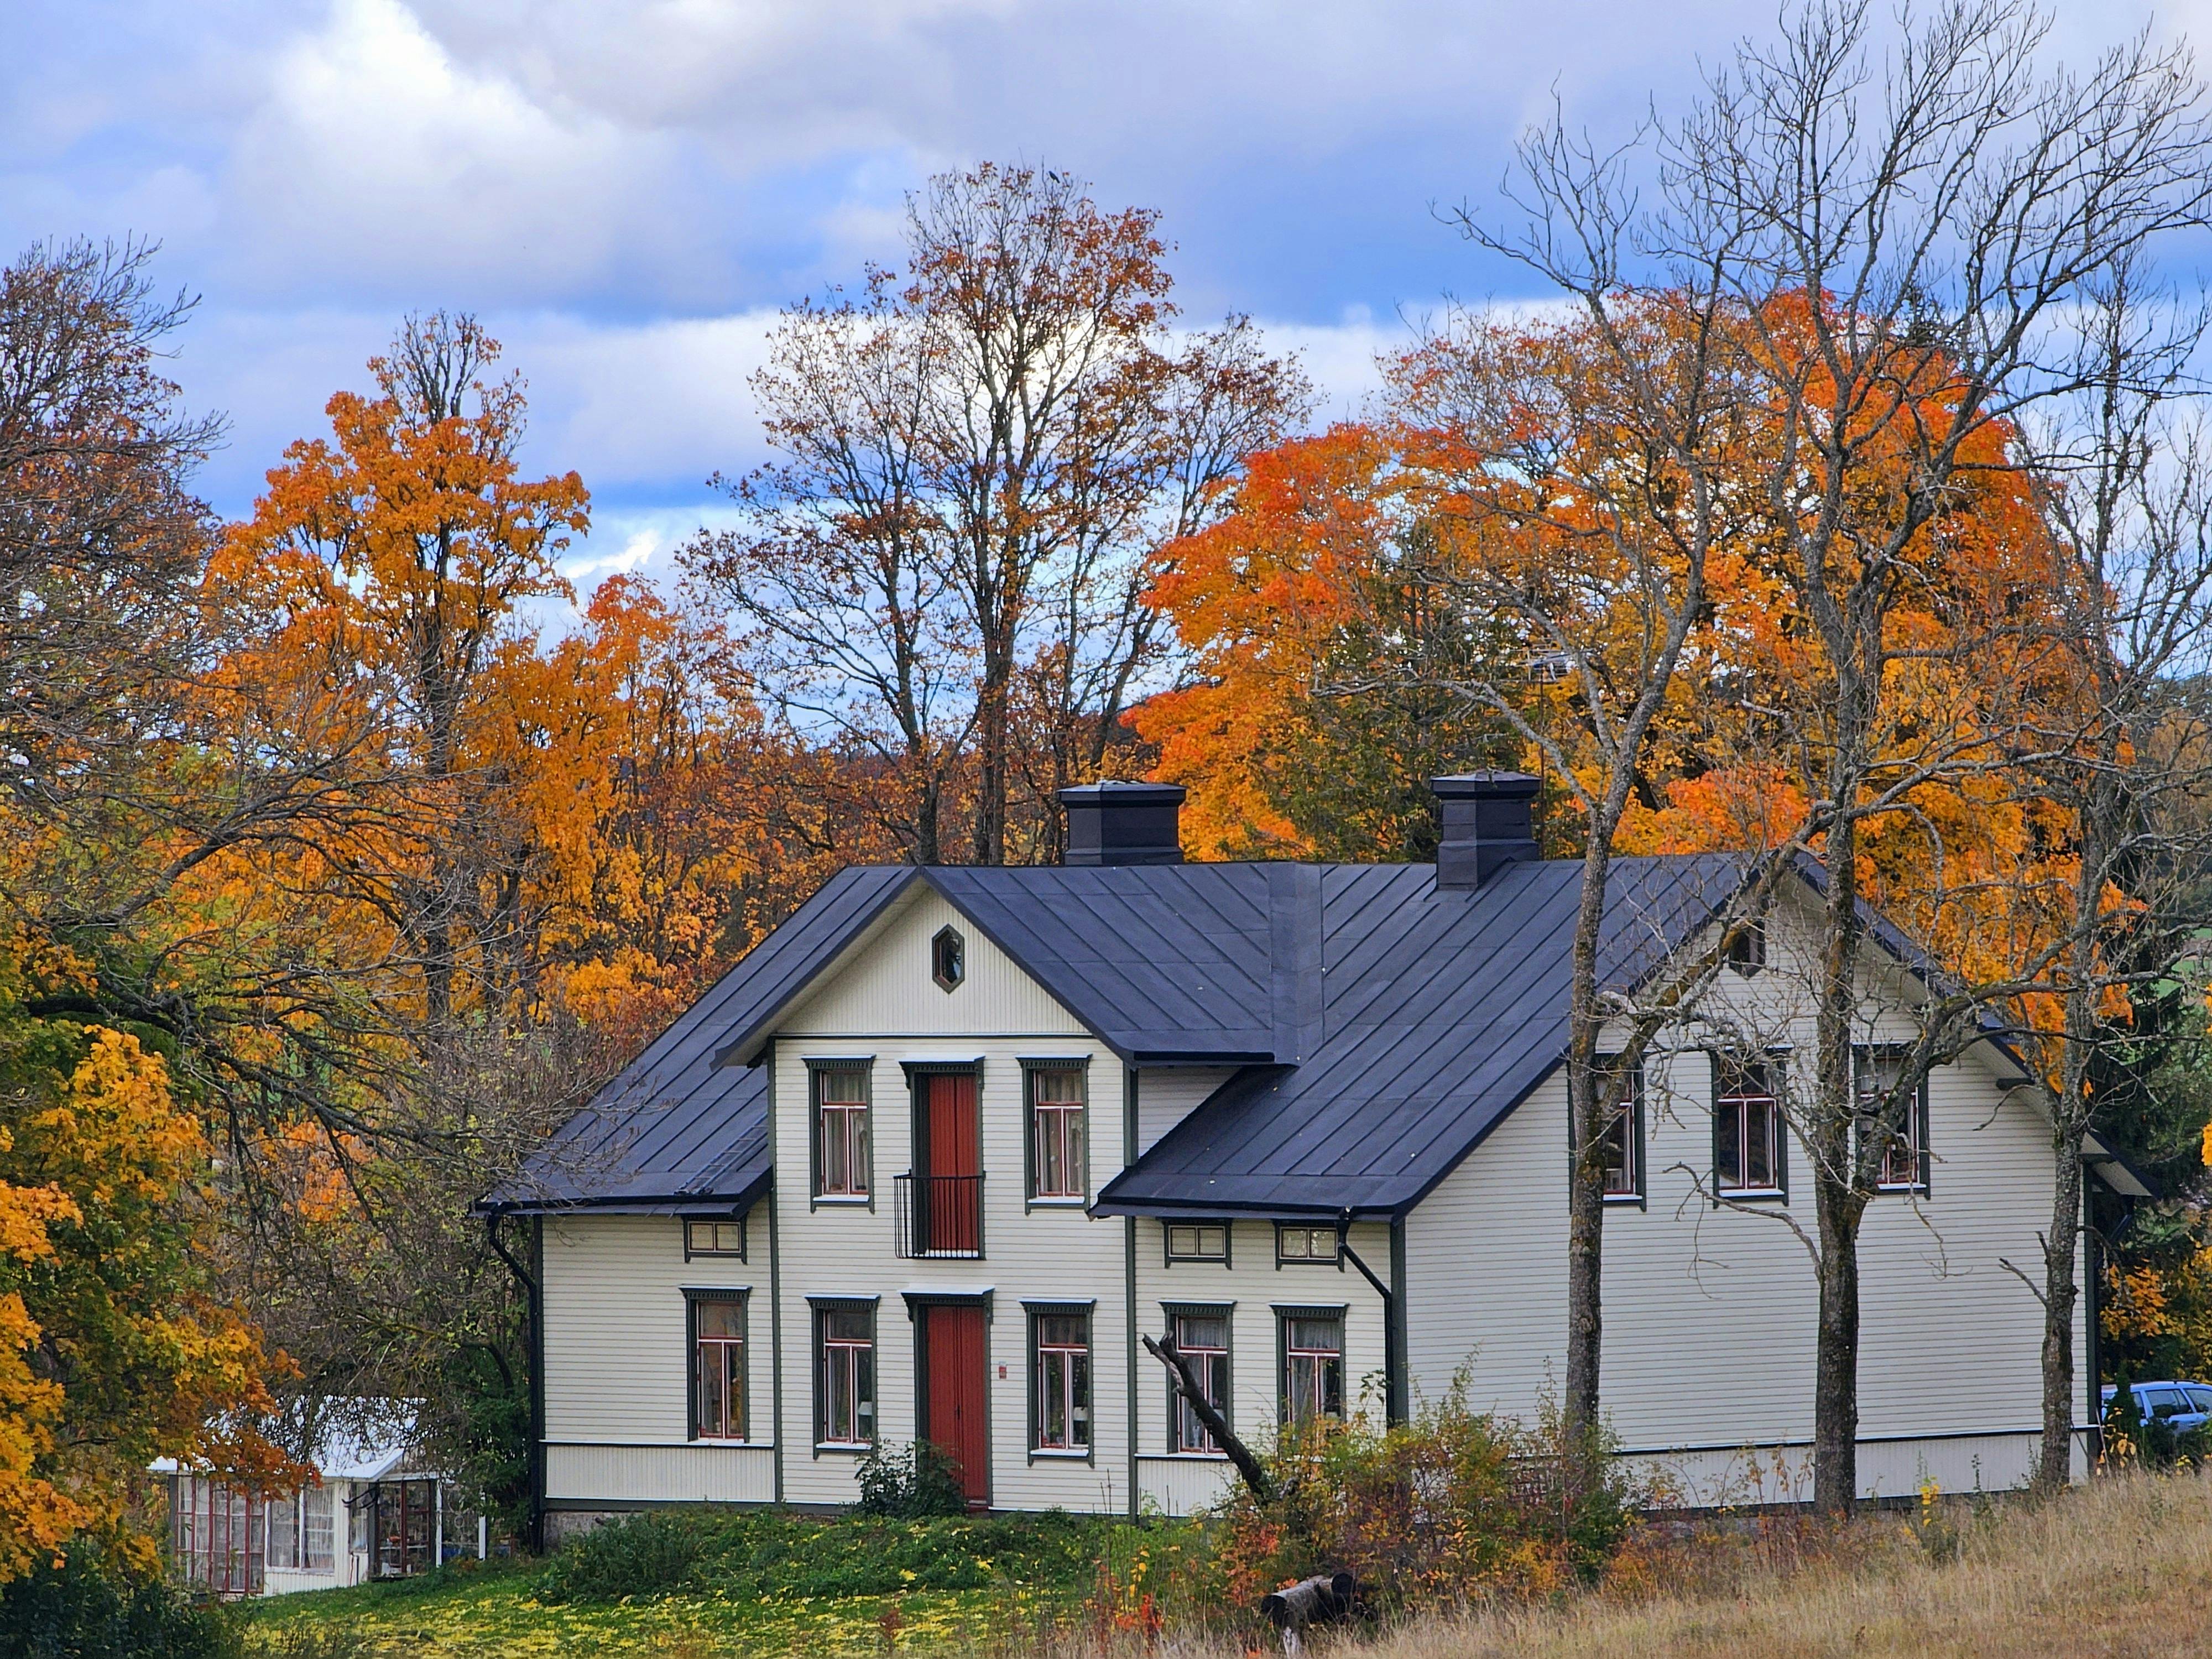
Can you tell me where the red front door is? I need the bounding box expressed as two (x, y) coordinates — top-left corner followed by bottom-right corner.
(925, 1072), (980, 1254)
(924, 1303), (989, 1508)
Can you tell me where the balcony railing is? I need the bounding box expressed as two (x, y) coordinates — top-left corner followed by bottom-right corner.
(894, 1172), (984, 1259)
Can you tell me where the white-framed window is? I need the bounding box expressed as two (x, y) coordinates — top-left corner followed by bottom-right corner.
(684, 1218), (745, 1259)
(301, 1484), (334, 1570)
(266, 1491), (298, 1570)
(816, 1304), (875, 1447)
(1170, 1308), (1230, 1453)
(691, 1293), (746, 1441)
(1275, 1223), (1339, 1265)
(1032, 1308), (1091, 1453)
(1028, 1067), (1087, 1200)
(813, 1065), (872, 1199)
(1165, 1222), (1229, 1264)
(1280, 1310), (1345, 1427)
(1715, 1054), (1785, 1197)
(1856, 1046), (1930, 1191)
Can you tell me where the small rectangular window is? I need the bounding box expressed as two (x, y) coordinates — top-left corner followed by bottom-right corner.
(684, 1219), (745, 1258)
(1594, 1057), (1643, 1201)
(1032, 1310), (1091, 1453)
(1275, 1223), (1340, 1265)
(1716, 1055), (1785, 1197)
(1856, 1047), (1928, 1191)
(1166, 1222), (1230, 1262)
(1726, 919), (1766, 975)
(816, 1305), (875, 1447)
(1171, 1310), (1230, 1453)
(814, 1066), (872, 1198)
(265, 1493), (299, 1571)
(301, 1485), (333, 1570)
(1029, 1068), (1087, 1200)
(692, 1295), (746, 1441)
(1281, 1313), (1344, 1427)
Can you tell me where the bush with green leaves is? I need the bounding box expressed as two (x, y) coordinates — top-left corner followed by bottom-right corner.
(854, 1440), (966, 1518)
(536, 1506), (1112, 1605)
(0, 1540), (236, 1659)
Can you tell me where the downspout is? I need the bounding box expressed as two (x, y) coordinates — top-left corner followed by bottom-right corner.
(1337, 1210), (1401, 1427)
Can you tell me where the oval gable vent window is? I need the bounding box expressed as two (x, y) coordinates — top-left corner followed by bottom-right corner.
(931, 926), (966, 993)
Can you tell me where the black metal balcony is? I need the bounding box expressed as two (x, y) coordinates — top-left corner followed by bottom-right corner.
(894, 1172), (984, 1259)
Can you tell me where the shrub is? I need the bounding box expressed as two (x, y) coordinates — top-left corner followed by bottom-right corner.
(536, 1505), (1114, 1605)
(1203, 1384), (1643, 1627)
(536, 1509), (750, 1602)
(855, 1441), (966, 1518)
(0, 1540), (236, 1659)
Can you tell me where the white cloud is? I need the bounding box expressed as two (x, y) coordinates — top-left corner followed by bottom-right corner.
(222, 0), (682, 300)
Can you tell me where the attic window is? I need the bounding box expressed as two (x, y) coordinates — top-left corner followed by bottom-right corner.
(1726, 920), (1766, 976)
(931, 926), (966, 992)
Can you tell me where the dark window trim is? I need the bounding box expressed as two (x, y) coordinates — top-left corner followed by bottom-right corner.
(1161, 1300), (1234, 1454)
(807, 1295), (879, 1456)
(1020, 1056), (1093, 1210)
(1592, 1055), (1647, 1209)
(901, 1060), (983, 1193)
(931, 924), (967, 992)
(680, 1213), (747, 1262)
(1726, 917), (1767, 977)
(1858, 1044), (1933, 1196)
(807, 1058), (875, 1212)
(1273, 1302), (1348, 1428)
(684, 1287), (749, 1444)
(1163, 1218), (1233, 1267)
(1710, 1048), (1790, 1204)
(1024, 1299), (1096, 1464)
(1274, 1220), (1342, 1266)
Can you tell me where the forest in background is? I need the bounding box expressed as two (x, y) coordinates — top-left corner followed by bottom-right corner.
(1, 0), (2212, 1620)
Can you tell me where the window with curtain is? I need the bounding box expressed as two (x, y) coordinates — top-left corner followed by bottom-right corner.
(693, 1296), (746, 1439)
(1032, 1310), (1091, 1452)
(1029, 1068), (1087, 1199)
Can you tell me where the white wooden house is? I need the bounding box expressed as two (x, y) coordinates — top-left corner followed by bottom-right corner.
(484, 776), (2148, 1535)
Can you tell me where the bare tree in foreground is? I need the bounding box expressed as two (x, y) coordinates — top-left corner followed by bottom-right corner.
(1460, 0), (2212, 1509)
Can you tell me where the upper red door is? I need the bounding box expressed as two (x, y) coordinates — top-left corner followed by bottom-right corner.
(924, 1303), (989, 1508)
(924, 1072), (980, 1255)
(926, 1072), (978, 1176)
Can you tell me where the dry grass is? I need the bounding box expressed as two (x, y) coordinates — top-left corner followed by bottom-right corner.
(1319, 1470), (2212, 1659)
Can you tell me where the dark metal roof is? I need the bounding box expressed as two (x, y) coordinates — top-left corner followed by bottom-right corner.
(479, 865), (912, 1214)
(1093, 855), (1747, 1220)
(486, 853), (1749, 1217)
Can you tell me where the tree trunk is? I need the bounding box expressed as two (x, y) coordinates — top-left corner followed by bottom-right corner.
(1562, 840), (1615, 1446)
(1811, 810), (1863, 1515)
(2038, 1126), (2086, 1490)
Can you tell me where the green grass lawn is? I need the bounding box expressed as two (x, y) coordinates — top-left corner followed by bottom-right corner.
(239, 1510), (1198, 1658)
(242, 1562), (1061, 1658)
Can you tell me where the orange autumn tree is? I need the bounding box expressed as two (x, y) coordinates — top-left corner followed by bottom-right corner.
(1135, 425), (1519, 861)
(0, 941), (294, 1582)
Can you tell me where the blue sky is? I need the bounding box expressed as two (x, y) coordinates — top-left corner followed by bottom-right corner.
(0, 0), (2184, 599)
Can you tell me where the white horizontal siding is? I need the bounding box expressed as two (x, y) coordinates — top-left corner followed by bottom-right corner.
(1135, 1068), (1240, 1156)
(546, 1444), (775, 1505)
(781, 888), (1087, 1039)
(1135, 1454), (1238, 1517)
(1406, 1037), (2085, 1498)
(542, 1213), (764, 1448)
(771, 892), (1129, 1512)
(1130, 1217), (1393, 1470)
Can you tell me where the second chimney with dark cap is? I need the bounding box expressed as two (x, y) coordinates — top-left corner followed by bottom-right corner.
(1060, 781), (1186, 867)
(1432, 772), (1541, 888)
